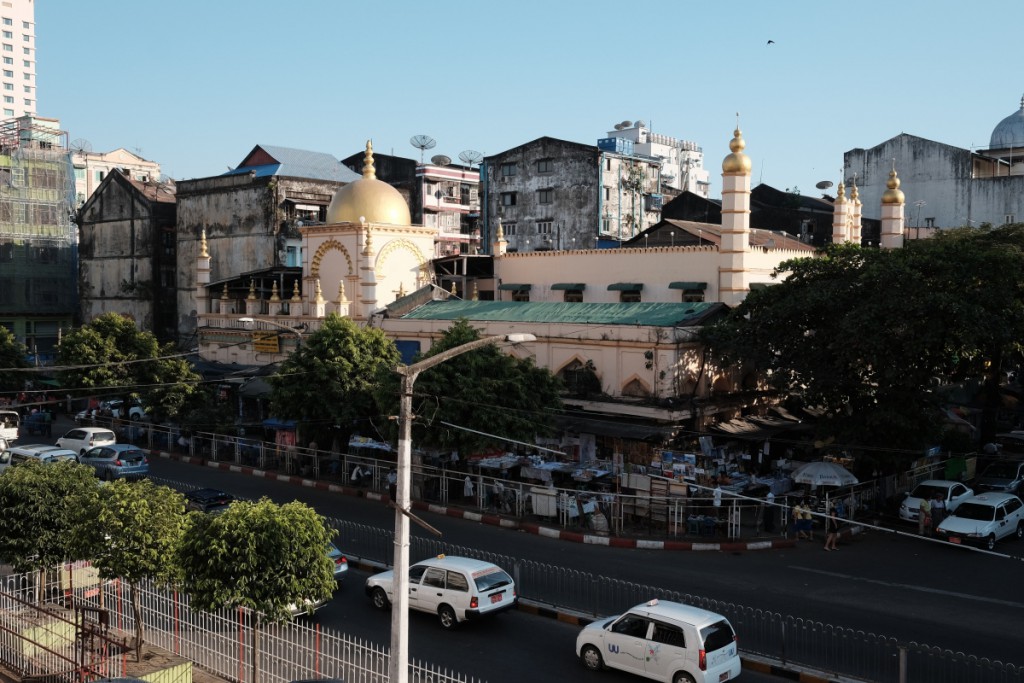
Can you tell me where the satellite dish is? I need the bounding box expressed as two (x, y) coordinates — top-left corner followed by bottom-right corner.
(70, 138), (93, 154)
(815, 180), (833, 190)
(635, 120), (646, 127)
(458, 149), (483, 167)
(431, 154), (451, 166)
(614, 123), (624, 131)
(409, 135), (436, 162)
(621, 120), (633, 128)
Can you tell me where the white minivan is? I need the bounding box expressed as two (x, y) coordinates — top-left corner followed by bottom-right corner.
(576, 599), (741, 683)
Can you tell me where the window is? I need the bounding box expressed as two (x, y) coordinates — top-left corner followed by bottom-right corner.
(1, 19), (10, 26)
(21, 34), (28, 42)
(536, 158), (554, 173)
(3, 69), (11, 77)
(22, 84), (28, 92)
(563, 288), (583, 303)
(22, 71), (29, 80)
(422, 567), (446, 588)
(1005, 214), (1015, 225)
(500, 192), (517, 206)
(612, 615), (649, 638)
(445, 571), (469, 592)
(503, 222), (517, 236)
(2, 108), (11, 116)
(606, 158), (612, 171)
(651, 622), (686, 648)
(537, 189), (553, 204)
(408, 565), (427, 583)
(2, 96), (10, 103)
(2, 57), (10, 64)
(2, 44), (11, 52)
(602, 217), (611, 233)
(22, 98), (29, 105)
(2, 31), (10, 39)
(22, 21), (29, 29)
(620, 290), (641, 303)
(10, 166), (23, 186)
(22, 59), (28, 67)
(604, 187), (611, 201)
(537, 221), (552, 235)
(21, 47), (28, 55)
(95, 170), (105, 182)
(2, 82), (10, 91)
(500, 162), (516, 177)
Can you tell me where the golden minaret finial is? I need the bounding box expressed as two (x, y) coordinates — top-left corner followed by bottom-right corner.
(291, 280), (301, 302)
(851, 173), (860, 205)
(835, 170), (846, 205)
(472, 282), (479, 301)
(270, 281), (280, 302)
(397, 282), (406, 298)
(450, 281), (457, 296)
(221, 284), (229, 300)
(337, 280), (348, 304)
(362, 140), (376, 180)
(363, 226), (374, 256)
(315, 279), (325, 304)
(247, 279), (256, 301)
(200, 229), (209, 258)
(881, 161), (905, 206)
(496, 218), (504, 240)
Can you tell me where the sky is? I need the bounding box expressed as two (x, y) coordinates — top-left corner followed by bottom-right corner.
(35, 0), (1024, 198)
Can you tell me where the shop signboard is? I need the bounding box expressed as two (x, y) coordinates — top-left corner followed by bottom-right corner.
(252, 331), (280, 354)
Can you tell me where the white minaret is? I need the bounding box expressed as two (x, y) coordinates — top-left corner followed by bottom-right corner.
(360, 220), (378, 318)
(850, 176), (863, 245)
(879, 164), (906, 250)
(832, 177), (849, 244)
(719, 124), (752, 307)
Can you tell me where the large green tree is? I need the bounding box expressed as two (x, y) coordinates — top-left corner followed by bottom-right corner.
(0, 460), (100, 595)
(177, 498), (336, 683)
(0, 326), (29, 399)
(268, 314), (400, 448)
(56, 312), (200, 421)
(377, 319), (563, 456)
(76, 479), (188, 658)
(700, 225), (1024, 464)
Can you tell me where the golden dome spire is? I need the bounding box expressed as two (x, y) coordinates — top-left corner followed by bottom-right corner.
(851, 173), (861, 205)
(337, 280), (348, 304)
(362, 140), (376, 180)
(200, 229), (209, 258)
(450, 281), (457, 295)
(722, 118), (752, 174)
(315, 279), (325, 304)
(397, 282), (406, 298)
(881, 161), (905, 205)
(247, 279), (256, 301)
(496, 217), (505, 240)
(291, 280), (301, 302)
(270, 281), (280, 301)
(835, 174), (847, 205)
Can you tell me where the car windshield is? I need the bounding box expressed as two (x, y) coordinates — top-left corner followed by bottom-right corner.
(474, 569), (513, 591)
(700, 619), (736, 652)
(981, 463), (1018, 478)
(953, 502), (996, 521)
(909, 484), (946, 499)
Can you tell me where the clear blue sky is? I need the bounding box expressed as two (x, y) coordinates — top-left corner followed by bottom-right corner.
(37, 0), (1023, 198)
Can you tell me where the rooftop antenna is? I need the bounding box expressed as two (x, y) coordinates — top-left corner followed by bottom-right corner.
(431, 154), (451, 167)
(458, 150), (483, 167)
(69, 138), (92, 154)
(410, 135), (436, 163)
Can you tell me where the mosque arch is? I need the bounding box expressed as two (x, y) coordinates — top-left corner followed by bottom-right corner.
(374, 238), (428, 280)
(310, 239), (354, 278)
(621, 374), (652, 398)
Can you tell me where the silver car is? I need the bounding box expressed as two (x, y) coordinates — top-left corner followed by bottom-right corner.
(78, 444), (149, 481)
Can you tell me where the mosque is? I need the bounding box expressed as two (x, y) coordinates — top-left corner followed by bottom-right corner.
(845, 94), (1024, 231)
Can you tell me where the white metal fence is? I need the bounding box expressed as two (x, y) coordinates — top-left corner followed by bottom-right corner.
(1, 568), (480, 683)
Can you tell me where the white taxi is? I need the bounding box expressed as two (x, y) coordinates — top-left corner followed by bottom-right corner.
(576, 599), (741, 683)
(365, 554), (516, 629)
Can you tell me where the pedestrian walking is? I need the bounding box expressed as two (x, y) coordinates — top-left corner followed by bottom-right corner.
(931, 491), (946, 533)
(801, 502), (815, 541)
(463, 475), (475, 502)
(824, 505), (840, 550)
(764, 491), (776, 533)
(792, 502), (809, 539)
(918, 495), (932, 536)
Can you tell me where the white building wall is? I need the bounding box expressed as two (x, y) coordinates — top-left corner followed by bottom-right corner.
(0, 0), (35, 119)
(72, 148), (162, 207)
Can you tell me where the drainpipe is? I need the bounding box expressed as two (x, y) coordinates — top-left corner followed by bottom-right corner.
(481, 161), (489, 254)
(598, 151), (605, 248)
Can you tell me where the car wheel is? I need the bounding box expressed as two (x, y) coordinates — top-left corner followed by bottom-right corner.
(437, 604), (457, 630)
(673, 673), (696, 683)
(986, 534), (997, 551)
(371, 587), (390, 610)
(104, 469), (114, 482)
(580, 645), (604, 671)
(1016, 523), (1024, 541)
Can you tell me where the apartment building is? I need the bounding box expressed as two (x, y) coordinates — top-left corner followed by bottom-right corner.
(0, 0), (34, 119)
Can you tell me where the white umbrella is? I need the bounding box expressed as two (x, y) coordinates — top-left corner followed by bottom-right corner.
(791, 461), (858, 487)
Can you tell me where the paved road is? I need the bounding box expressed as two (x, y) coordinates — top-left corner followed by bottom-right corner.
(140, 456), (1024, 669)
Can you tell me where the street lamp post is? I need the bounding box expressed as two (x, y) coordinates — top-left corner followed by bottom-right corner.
(389, 333), (536, 683)
(239, 316), (306, 347)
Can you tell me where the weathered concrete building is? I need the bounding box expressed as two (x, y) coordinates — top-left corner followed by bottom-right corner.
(175, 145), (359, 345)
(844, 95), (1024, 231)
(480, 137), (662, 253)
(77, 170), (177, 342)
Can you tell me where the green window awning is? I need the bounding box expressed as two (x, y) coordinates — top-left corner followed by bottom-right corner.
(669, 281), (708, 290)
(551, 283), (586, 290)
(498, 283), (532, 291)
(607, 283), (643, 292)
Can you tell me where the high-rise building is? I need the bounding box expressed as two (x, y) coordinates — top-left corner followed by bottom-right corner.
(0, 0), (35, 120)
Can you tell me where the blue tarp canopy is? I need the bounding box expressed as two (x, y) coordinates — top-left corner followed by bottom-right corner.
(263, 417), (297, 430)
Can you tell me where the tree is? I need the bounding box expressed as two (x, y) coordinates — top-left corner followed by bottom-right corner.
(0, 325), (29, 397)
(177, 498), (336, 683)
(56, 312), (200, 421)
(700, 226), (1024, 466)
(268, 314), (400, 449)
(0, 460), (100, 597)
(76, 479), (188, 658)
(377, 319), (563, 456)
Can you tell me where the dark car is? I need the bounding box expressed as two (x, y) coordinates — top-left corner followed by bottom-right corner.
(185, 487), (237, 514)
(975, 460), (1024, 495)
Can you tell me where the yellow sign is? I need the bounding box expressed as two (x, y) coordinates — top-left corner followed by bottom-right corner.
(252, 331), (280, 353)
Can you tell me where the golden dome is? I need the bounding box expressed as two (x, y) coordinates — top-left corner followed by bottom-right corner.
(881, 168), (905, 205)
(326, 140), (412, 225)
(722, 127), (752, 174)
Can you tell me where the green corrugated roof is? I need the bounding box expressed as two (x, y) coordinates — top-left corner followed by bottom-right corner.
(400, 300), (726, 326)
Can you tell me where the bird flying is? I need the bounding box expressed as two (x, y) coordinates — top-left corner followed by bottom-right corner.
(767, 39), (775, 45)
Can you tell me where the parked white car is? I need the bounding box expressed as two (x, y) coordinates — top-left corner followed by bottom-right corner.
(365, 555), (516, 629)
(576, 599), (741, 683)
(935, 492), (1024, 550)
(56, 427), (117, 456)
(899, 480), (974, 522)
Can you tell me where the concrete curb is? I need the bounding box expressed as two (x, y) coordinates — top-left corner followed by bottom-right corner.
(150, 449), (867, 552)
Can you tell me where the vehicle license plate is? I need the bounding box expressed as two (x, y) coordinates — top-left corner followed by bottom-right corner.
(719, 672), (730, 682)
(949, 537), (961, 544)
(490, 593), (503, 604)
